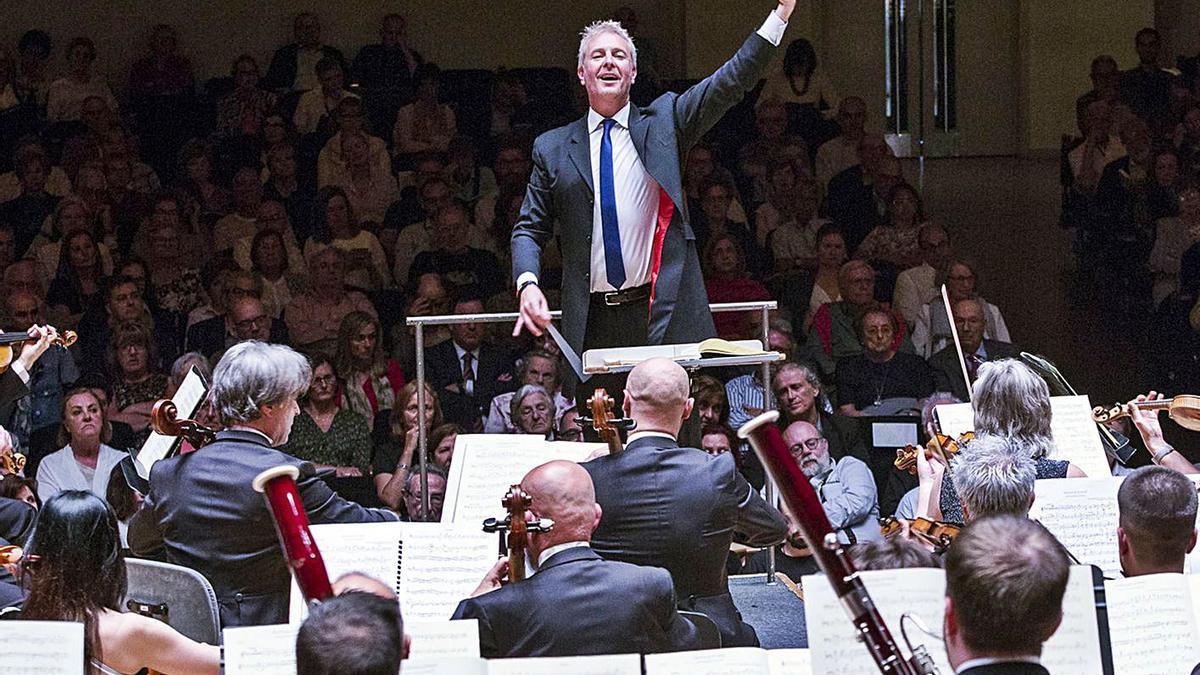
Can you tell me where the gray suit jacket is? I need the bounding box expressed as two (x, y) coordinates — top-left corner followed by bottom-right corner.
(511, 29), (778, 356)
(128, 429), (397, 627)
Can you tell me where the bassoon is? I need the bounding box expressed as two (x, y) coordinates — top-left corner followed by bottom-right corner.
(252, 465), (335, 603)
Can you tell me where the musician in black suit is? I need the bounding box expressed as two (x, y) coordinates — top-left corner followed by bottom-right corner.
(929, 297), (1020, 402)
(423, 296), (516, 431)
(451, 460), (701, 657)
(945, 516), (1068, 675)
(583, 358), (788, 647)
(511, 1), (797, 401)
(128, 341), (397, 627)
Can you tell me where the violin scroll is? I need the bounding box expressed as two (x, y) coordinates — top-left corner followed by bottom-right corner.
(578, 388), (636, 454)
(150, 399), (217, 448)
(893, 432), (974, 475)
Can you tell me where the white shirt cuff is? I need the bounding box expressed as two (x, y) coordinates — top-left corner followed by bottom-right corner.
(9, 361), (29, 385)
(758, 9), (789, 46)
(516, 272), (539, 291)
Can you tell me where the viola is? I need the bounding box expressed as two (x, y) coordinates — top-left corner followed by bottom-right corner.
(577, 388), (636, 454)
(1091, 395), (1200, 432)
(0, 327), (77, 373)
(893, 432), (974, 475)
(881, 516), (961, 554)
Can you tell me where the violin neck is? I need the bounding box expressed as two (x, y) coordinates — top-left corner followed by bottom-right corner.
(0, 332), (31, 345)
(1132, 399), (1173, 412)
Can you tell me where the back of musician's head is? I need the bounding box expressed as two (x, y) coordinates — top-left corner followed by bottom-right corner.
(523, 460), (601, 546)
(1117, 465), (1198, 573)
(625, 357), (691, 421)
(952, 435), (1037, 521)
(945, 515), (1069, 656)
(296, 591), (403, 675)
(971, 359), (1054, 460)
(210, 341), (311, 426)
(850, 536), (943, 571)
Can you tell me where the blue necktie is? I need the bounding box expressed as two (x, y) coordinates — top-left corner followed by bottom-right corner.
(599, 118), (626, 289)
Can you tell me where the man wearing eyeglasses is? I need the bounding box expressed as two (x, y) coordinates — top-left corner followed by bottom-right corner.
(784, 420), (881, 545)
(187, 296), (289, 361)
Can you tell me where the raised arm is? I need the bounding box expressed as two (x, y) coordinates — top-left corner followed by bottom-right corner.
(1127, 391), (1200, 475)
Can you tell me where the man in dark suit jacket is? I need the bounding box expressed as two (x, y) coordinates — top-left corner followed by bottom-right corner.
(583, 358), (787, 647)
(263, 13), (345, 93)
(423, 297), (516, 431)
(452, 460), (701, 657)
(929, 296), (1020, 401)
(945, 516), (1067, 675)
(511, 1), (797, 384)
(185, 296), (289, 361)
(128, 341), (396, 627)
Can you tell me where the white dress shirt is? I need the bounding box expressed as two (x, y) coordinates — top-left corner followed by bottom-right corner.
(453, 343), (481, 396)
(517, 10), (788, 295)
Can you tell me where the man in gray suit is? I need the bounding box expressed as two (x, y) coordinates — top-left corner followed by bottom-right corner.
(583, 358), (787, 647)
(511, 1), (797, 381)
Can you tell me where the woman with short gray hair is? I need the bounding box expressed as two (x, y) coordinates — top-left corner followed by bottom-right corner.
(209, 341), (311, 439)
(509, 384), (556, 438)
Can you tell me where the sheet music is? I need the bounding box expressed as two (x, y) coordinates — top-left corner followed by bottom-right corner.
(0, 620), (84, 674)
(406, 619), (481, 658)
(645, 647), (769, 675)
(403, 658), (489, 675)
(1106, 573), (1200, 674)
(223, 623), (298, 675)
(1042, 566), (1104, 673)
(766, 648), (814, 675)
(135, 366), (207, 478)
(288, 521), (405, 623)
(442, 435), (601, 524)
(399, 523), (497, 621)
(484, 653), (642, 675)
(1028, 477), (1123, 577)
(936, 396), (1109, 478)
(804, 568), (951, 675)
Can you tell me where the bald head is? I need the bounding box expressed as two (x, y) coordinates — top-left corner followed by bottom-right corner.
(624, 358), (693, 433)
(521, 460), (601, 554)
(331, 572), (396, 600)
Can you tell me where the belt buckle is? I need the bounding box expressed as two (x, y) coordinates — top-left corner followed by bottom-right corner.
(604, 290), (623, 306)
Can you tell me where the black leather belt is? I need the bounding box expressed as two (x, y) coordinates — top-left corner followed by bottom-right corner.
(594, 283), (651, 306)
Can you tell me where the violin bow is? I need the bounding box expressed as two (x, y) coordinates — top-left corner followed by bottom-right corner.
(941, 284), (972, 401)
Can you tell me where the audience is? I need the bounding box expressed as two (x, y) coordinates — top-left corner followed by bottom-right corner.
(835, 307), (933, 416)
(281, 354), (372, 478)
(374, 381), (442, 511)
(333, 311), (403, 420)
(285, 246), (377, 354)
(784, 420), (881, 544)
(35, 387), (125, 503)
(485, 350), (570, 434)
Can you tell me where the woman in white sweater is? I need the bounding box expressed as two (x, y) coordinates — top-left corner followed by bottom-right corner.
(36, 387), (126, 503)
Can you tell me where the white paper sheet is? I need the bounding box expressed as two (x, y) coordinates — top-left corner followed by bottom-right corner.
(484, 653), (641, 675)
(442, 435), (601, 524)
(645, 647), (769, 675)
(0, 621), (84, 674)
(1028, 477), (1123, 577)
(1042, 566), (1104, 673)
(406, 619), (481, 659)
(403, 657), (489, 675)
(223, 623), (298, 675)
(135, 366), (207, 478)
(1106, 573), (1200, 674)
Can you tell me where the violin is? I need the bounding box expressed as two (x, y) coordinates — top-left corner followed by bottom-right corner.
(149, 399), (217, 449)
(0, 448), (25, 475)
(881, 516), (961, 553)
(482, 485), (553, 583)
(577, 388), (636, 454)
(0, 327), (77, 373)
(893, 432), (974, 475)
(1091, 395), (1200, 432)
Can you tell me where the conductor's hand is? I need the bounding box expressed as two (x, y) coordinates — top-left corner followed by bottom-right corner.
(776, 0), (797, 22)
(514, 284), (551, 337)
(471, 557), (510, 597)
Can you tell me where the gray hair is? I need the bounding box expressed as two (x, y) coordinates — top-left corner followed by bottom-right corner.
(210, 341), (311, 426)
(771, 361), (832, 415)
(168, 351), (212, 390)
(971, 359), (1055, 460)
(921, 391), (961, 430)
(510, 384), (556, 424)
(578, 20), (637, 69)
(1117, 466), (1199, 568)
(952, 435), (1037, 520)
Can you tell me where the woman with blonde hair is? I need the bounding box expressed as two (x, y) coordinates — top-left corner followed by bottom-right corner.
(373, 380), (442, 510)
(334, 310), (404, 420)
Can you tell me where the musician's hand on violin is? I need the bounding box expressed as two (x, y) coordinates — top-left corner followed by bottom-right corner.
(514, 284), (550, 337)
(470, 557), (510, 597)
(915, 445), (946, 484)
(1128, 390), (1167, 449)
(15, 325), (58, 372)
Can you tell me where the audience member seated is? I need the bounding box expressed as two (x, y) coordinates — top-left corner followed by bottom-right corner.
(856, 181), (927, 274)
(0, 291), (78, 450)
(212, 167), (265, 254)
(305, 186), (391, 291)
(1069, 100), (1127, 199)
(187, 265), (250, 331)
(1177, 107), (1200, 179)
(45, 37), (118, 121)
(427, 422), (461, 471)
(187, 295), (286, 362)
(386, 153), (450, 232)
(694, 180), (764, 279)
(824, 135), (897, 253)
(803, 224), (848, 328)
(293, 57), (357, 137)
(126, 23), (194, 101)
(32, 196), (111, 288)
(445, 136), (497, 205)
(285, 245), (378, 355)
(129, 341), (397, 626)
(704, 235), (771, 340)
(893, 223), (952, 327)
(392, 271), (451, 375)
(508, 384), (558, 439)
(1120, 28), (1173, 136)
(936, 360), (1086, 525)
(23, 491), (220, 673)
(263, 142), (317, 244)
(814, 96), (866, 188)
(0, 147), (59, 257)
(1117, 465), (1198, 576)
(264, 12), (344, 93)
(14, 29), (53, 110)
(764, 175), (826, 284)
(836, 308), (933, 416)
(324, 136), (397, 234)
(334, 310), (403, 420)
(1148, 244), (1200, 390)
(296, 587), (405, 675)
(943, 516), (1069, 675)
(1146, 148), (1183, 222)
(850, 535), (942, 571)
(451, 460), (702, 657)
(485, 350), (572, 434)
(237, 208), (307, 318)
(77, 275), (169, 375)
(391, 177), (465, 283)
(401, 464), (447, 522)
(281, 355), (372, 478)
(105, 321), (168, 441)
(36, 387), (125, 503)
(317, 97), (392, 188)
(215, 54), (277, 139)
(784, 419), (882, 545)
(808, 260), (911, 382)
(46, 230), (107, 327)
(424, 295), (516, 431)
(374, 382), (441, 510)
(393, 64), (456, 161)
(691, 374), (730, 428)
(0, 473), (38, 510)
(1150, 181), (1200, 304)
(929, 297), (1020, 401)
(914, 261), (1012, 359)
(352, 13), (424, 136)
(144, 219), (206, 328)
(407, 201), (503, 298)
(1076, 55), (1121, 136)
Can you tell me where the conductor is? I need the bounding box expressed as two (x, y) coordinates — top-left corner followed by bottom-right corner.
(511, 1), (797, 377)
